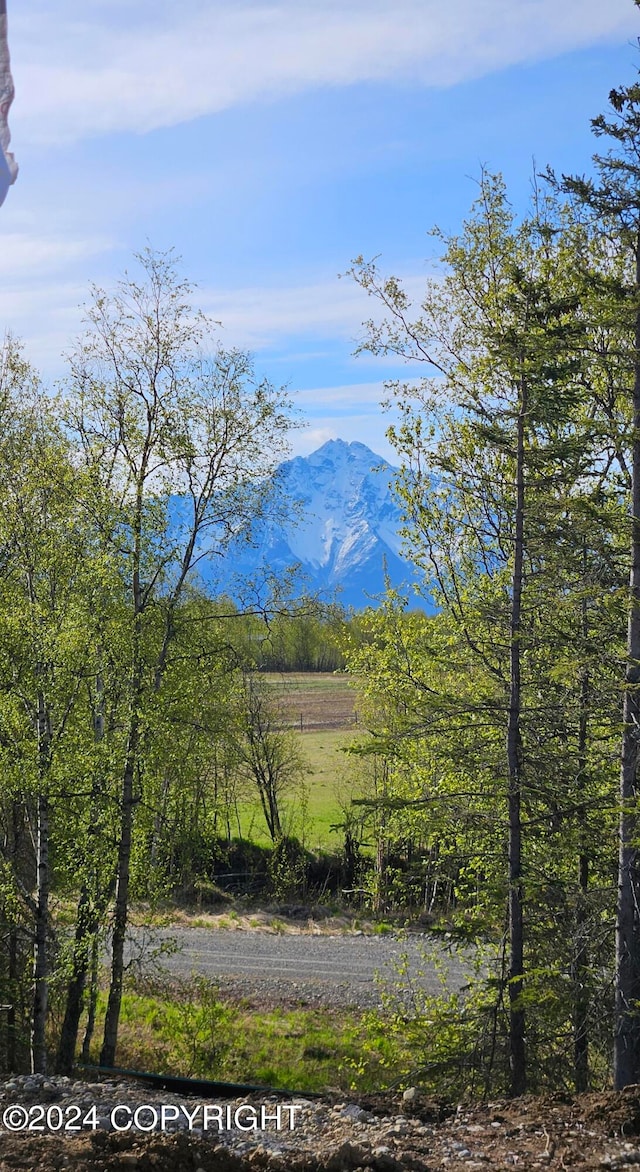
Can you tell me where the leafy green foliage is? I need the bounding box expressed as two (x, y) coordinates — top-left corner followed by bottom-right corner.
(345, 169), (628, 1093)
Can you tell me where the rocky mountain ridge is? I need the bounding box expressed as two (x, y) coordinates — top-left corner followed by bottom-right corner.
(195, 438), (419, 610)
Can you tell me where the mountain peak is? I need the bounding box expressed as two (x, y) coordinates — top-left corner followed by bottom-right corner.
(312, 438), (382, 462)
(191, 438), (423, 610)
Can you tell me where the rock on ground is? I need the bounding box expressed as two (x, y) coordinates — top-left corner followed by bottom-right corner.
(1, 1076), (640, 1169)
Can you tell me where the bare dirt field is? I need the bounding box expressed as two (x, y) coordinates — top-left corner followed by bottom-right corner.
(266, 673), (356, 733)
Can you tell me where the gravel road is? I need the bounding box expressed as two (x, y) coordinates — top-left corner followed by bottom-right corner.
(127, 929), (472, 1009)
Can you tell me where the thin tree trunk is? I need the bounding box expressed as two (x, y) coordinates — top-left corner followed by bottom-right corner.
(31, 685), (52, 1075)
(99, 719), (139, 1068)
(506, 381), (527, 1097)
(614, 249), (640, 1089)
(100, 524), (145, 1070)
(256, 778), (276, 841)
(374, 758), (389, 915)
(56, 886), (93, 1075)
(7, 800), (21, 1072)
(31, 791), (49, 1074)
(574, 575), (590, 1092)
(57, 662), (113, 1075)
(7, 926), (17, 1072)
(56, 875), (114, 1074)
(81, 935), (100, 1063)
(574, 671), (590, 1091)
(150, 772), (171, 869)
(267, 787), (282, 841)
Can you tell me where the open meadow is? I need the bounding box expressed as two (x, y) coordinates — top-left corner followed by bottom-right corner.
(237, 673), (361, 849)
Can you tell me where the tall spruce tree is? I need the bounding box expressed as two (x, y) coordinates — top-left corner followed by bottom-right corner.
(556, 71), (640, 1089)
(349, 174), (599, 1094)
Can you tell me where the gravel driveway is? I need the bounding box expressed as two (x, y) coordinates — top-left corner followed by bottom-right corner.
(127, 928), (472, 1009)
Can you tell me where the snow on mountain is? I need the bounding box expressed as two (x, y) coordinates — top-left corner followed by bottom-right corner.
(192, 438), (421, 610)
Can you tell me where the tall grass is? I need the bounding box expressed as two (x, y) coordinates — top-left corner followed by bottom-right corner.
(82, 975), (408, 1093)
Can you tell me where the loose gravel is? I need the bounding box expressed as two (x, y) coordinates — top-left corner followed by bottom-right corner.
(2, 1075), (640, 1169)
(127, 928), (471, 1011)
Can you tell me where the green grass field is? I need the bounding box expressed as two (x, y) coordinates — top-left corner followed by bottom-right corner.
(237, 728), (352, 849)
(299, 728), (354, 847)
(86, 975), (407, 1093)
(236, 673), (359, 849)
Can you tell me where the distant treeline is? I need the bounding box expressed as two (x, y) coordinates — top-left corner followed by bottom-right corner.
(233, 609), (348, 673)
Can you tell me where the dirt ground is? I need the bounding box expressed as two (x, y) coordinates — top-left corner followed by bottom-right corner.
(268, 673), (355, 732)
(2, 1088), (640, 1171)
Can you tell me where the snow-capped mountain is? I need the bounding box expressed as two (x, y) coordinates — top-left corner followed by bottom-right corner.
(195, 439), (419, 610)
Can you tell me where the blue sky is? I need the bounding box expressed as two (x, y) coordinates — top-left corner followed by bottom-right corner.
(1, 0), (639, 461)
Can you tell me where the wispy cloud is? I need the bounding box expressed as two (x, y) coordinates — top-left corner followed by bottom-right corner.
(294, 382), (387, 410)
(0, 224), (117, 369)
(289, 411), (400, 462)
(199, 275), (430, 350)
(11, 0), (636, 146)
(0, 258), (425, 377)
(0, 231), (113, 281)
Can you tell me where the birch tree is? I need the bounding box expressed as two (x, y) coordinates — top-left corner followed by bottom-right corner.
(0, 344), (103, 1073)
(62, 247), (293, 1069)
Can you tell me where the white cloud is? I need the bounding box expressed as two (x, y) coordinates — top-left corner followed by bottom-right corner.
(289, 411), (399, 462)
(0, 231), (112, 280)
(198, 273), (429, 350)
(0, 280), (87, 372)
(10, 0), (637, 146)
(292, 426), (339, 455)
(288, 382), (408, 462)
(294, 382), (385, 408)
(0, 225), (117, 369)
(0, 259), (425, 377)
